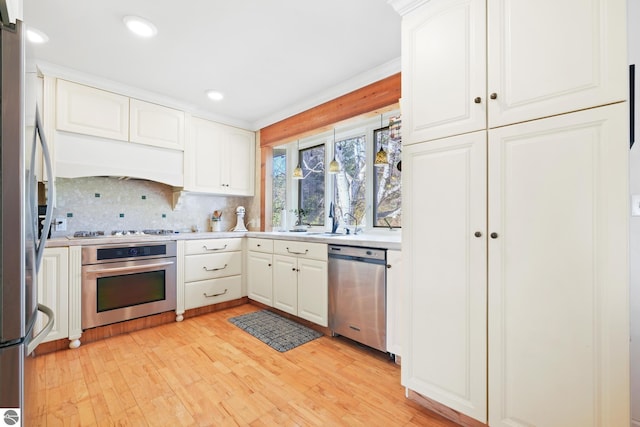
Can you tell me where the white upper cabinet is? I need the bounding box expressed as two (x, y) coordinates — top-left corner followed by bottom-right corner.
(402, 0), (486, 144)
(401, 0), (627, 144)
(56, 79), (186, 151)
(56, 79), (129, 142)
(487, 0), (627, 128)
(185, 116), (255, 196)
(129, 98), (184, 150)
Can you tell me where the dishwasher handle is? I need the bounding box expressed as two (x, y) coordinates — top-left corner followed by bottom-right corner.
(328, 245), (386, 262)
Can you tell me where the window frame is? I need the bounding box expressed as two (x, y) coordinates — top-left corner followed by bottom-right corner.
(277, 110), (401, 233)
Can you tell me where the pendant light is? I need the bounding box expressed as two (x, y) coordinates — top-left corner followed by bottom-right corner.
(328, 128), (340, 174)
(292, 140), (304, 179)
(374, 114), (388, 167)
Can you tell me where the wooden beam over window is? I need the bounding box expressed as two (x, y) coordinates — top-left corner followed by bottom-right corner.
(259, 73), (401, 147)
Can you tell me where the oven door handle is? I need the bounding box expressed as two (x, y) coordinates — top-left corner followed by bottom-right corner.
(92, 260), (175, 274)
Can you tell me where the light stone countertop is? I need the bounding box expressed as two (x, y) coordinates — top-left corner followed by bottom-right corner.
(45, 230), (401, 250)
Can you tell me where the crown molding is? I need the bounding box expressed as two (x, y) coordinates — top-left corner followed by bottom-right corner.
(387, 0), (430, 16)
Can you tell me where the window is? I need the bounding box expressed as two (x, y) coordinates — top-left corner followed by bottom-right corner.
(272, 148), (287, 227)
(373, 125), (402, 227)
(298, 144), (325, 226)
(334, 135), (367, 228)
(275, 110), (402, 232)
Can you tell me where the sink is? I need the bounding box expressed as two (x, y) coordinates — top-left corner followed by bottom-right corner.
(305, 232), (345, 237)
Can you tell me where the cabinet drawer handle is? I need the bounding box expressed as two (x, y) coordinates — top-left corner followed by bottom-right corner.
(203, 263), (228, 272)
(490, 92), (498, 100)
(490, 232), (499, 239)
(203, 244), (227, 251)
(204, 289), (228, 298)
(474, 231), (482, 238)
(286, 247), (309, 255)
(474, 96), (482, 104)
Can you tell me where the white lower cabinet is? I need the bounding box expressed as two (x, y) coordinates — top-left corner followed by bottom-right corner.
(247, 239), (328, 327)
(247, 238), (274, 306)
(36, 247), (69, 343)
(402, 103), (630, 426)
(182, 238), (243, 310)
(385, 249), (402, 357)
(402, 130), (487, 422)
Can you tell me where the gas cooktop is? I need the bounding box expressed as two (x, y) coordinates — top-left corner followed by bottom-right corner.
(70, 229), (176, 238)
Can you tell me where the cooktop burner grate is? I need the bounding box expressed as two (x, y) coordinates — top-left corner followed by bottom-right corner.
(73, 231), (105, 238)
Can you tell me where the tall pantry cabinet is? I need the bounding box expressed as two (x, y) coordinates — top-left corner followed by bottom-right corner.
(391, 0), (630, 426)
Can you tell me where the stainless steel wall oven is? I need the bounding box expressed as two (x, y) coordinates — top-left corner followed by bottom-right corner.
(81, 241), (177, 329)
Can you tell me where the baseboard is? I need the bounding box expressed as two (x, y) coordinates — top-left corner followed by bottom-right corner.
(407, 389), (487, 427)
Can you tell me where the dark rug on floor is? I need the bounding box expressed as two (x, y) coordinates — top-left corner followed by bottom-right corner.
(228, 310), (322, 352)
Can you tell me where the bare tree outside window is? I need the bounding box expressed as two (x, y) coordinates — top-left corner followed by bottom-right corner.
(333, 135), (367, 228)
(374, 127), (402, 227)
(271, 148), (287, 227)
(298, 144), (325, 226)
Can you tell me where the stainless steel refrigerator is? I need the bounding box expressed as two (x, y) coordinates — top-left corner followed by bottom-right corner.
(0, 9), (54, 427)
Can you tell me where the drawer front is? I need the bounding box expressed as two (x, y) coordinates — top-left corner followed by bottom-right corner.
(184, 252), (242, 282)
(273, 240), (327, 261)
(184, 238), (242, 255)
(184, 276), (241, 309)
(247, 238), (273, 253)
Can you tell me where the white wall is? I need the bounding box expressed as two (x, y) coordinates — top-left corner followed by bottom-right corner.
(628, 1), (640, 425)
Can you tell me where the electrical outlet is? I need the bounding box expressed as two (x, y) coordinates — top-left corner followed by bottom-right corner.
(55, 217), (67, 231)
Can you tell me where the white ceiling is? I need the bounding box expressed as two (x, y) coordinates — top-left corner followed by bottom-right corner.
(23, 1), (401, 131)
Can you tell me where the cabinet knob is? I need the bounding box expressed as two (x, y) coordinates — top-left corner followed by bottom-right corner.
(268, 263), (271, 267)
(292, 267), (297, 271)
(490, 93), (498, 100)
(474, 97), (482, 104)
(490, 232), (499, 239)
(386, 264), (392, 269)
(474, 231), (482, 238)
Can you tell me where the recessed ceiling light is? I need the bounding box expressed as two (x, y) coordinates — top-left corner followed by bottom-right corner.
(206, 90), (224, 101)
(26, 27), (49, 44)
(123, 15), (157, 38)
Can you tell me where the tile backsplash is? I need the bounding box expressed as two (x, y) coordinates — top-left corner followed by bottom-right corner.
(49, 177), (259, 237)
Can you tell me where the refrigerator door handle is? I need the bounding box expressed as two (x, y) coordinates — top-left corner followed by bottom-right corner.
(33, 104), (54, 272)
(27, 303), (54, 355)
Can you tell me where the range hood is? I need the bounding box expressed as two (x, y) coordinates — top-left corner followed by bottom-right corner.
(54, 131), (184, 187)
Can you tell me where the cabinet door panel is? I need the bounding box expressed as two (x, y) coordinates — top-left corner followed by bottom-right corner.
(56, 79), (129, 141)
(129, 99), (184, 150)
(247, 251), (273, 306)
(402, 0), (486, 144)
(226, 128), (255, 195)
(272, 255), (298, 315)
(402, 131), (487, 422)
(487, 0), (627, 128)
(36, 248), (69, 343)
(297, 258), (328, 327)
(487, 104), (629, 427)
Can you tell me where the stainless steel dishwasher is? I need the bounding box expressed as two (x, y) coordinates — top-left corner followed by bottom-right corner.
(328, 245), (387, 352)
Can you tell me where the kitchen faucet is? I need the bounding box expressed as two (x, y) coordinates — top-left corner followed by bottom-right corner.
(343, 212), (361, 235)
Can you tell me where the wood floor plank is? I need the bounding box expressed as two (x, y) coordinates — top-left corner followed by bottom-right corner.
(36, 303), (460, 426)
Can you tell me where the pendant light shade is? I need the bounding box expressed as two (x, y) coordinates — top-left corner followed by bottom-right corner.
(329, 129), (340, 174)
(374, 146), (389, 167)
(374, 114), (388, 167)
(293, 140), (304, 179)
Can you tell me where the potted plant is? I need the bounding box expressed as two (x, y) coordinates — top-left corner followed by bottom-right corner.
(291, 208), (308, 231)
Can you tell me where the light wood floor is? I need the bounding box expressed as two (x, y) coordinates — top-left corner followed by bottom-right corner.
(32, 303), (459, 426)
